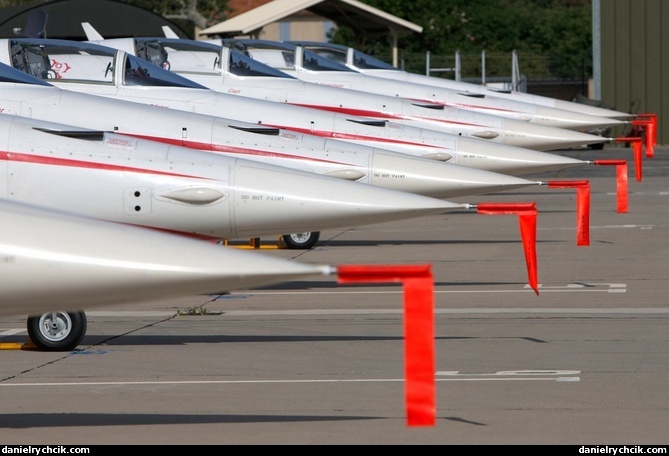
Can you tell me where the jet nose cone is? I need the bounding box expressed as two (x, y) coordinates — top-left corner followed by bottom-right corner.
(553, 99), (636, 120)
(370, 151), (538, 198)
(0, 199), (333, 317)
(455, 139), (589, 176)
(497, 119), (611, 151)
(232, 160), (465, 238)
(533, 106), (630, 131)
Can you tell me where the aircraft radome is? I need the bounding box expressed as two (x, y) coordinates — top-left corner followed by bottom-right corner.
(288, 40), (634, 121)
(78, 34), (609, 152)
(0, 198), (332, 351)
(3, 37), (590, 178)
(223, 39), (627, 132)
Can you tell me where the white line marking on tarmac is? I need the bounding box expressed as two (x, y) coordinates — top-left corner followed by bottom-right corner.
(4, 306), (666, 332)
(2, 307), (667, 338)
(83, 311), (176, 317)
(231, 282), (627, 296)
(83, 308), (669, 317)
(614, 191), (669, 196)
(590, 224), (654, 229)
(230, 289), (622, 295)
(540, 225), (653, 231)
(436, 370), (579, 375)
(6, 305), (668, 324)
(0, 374), (580, 388)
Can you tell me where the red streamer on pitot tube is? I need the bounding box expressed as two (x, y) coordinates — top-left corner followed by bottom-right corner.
(594, 160), (628, 213)
(637, 113), (658, 151)
(337, 264), (435, 427)
(475, 202), (538, 295)
(615, 137), (643, 182)
(631, 117), (656, 158)
(547, 181), (590, 246)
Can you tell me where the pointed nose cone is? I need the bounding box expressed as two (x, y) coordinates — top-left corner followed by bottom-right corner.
(552, 99), (636, 120)
(0, 199), (331, 317)
(370, 150), (538, 198)
(454, 139), (588, 176)
(533, 106), (629, 131)
(232, 160), (464, 238)
(494, 119), (610, 151)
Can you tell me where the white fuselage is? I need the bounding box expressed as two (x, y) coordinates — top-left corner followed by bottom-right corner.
(0, 113), (468, 241)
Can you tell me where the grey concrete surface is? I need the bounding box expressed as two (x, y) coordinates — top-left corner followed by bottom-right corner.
(1, 143), (668, 445)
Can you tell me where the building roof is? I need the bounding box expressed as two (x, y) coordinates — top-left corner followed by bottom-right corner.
(226, 0), (275, 17)
(199, 0), (423, 37)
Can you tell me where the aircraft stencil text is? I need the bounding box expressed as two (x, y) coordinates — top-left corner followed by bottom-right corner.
(240, 194), (284, 201)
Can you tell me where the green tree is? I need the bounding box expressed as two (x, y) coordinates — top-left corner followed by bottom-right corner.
(118, 0), (231, 30)
(3, 0), (591, 78)
(331, 0), (592, 79)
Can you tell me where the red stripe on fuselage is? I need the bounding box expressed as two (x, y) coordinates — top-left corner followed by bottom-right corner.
(287, 103), (492, 128)
(0, 150), (209, 179)
(121, 134), (357, 166)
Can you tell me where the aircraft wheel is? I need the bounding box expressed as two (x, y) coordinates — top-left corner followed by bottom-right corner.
(27, 311), (87, 352)
(282, 231), (320, 249)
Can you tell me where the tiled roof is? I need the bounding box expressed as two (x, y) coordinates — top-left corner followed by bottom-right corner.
(226, 0), (274, 18)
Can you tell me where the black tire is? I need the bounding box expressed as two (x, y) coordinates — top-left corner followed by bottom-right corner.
(27, 310), (87, 351)
(282, 231), (320, 249)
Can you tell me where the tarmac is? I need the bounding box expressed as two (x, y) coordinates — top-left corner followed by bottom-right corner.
(1, 142), (668, 445)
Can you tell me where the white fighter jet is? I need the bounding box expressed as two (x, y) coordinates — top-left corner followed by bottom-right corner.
(286, 40), (635, 121)
(79, 34), (609, 152)
(222, 39), (627, 132)
(0, 198), (332, 351)
(0, 112), (472, 247)
(2, 37), (589, 177)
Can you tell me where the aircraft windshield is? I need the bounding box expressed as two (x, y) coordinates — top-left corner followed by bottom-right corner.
(0, 61), (52, 86)
(135, 38), (222, 75)
(300, 48), (356, 72)
(222, 40), (355, 73)
(10, 38), (115, 82)
(237, 45), (296, 71)
(296, 45), (347, 64)
(228, 50), (295, 78)
(8, 38), (209, 89)
(288, 42), (399, 71)
(350, 49), (397, 70)
(122, 53), (208, 88)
